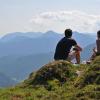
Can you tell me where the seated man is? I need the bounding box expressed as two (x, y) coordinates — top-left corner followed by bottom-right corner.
(90, 30), (100, 60)
(54, 29), (82, 64)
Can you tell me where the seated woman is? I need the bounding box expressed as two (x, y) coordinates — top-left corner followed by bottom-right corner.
(90, 30), (100, 60)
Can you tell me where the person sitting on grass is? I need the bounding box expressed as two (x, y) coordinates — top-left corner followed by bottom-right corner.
(54, 28), (82, 64)
(90, 30), (100, 60)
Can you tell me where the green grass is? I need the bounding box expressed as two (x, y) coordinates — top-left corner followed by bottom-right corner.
(0, 57), (100, 100)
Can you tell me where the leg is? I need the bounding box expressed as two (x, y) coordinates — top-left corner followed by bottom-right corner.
(67, 51), (80, 64)
(75, 51), (80, 64)
(67, 51), (76, 63)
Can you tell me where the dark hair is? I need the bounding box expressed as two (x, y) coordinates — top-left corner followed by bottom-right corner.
(65, 29), (72, 38)
(97, 30), (100, 38)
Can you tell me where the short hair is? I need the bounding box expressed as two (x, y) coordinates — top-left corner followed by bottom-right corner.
(64, 29), (72, 38)
(97, 30), (100, 38)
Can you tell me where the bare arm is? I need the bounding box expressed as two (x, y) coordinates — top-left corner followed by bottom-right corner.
(74, 45), (82, 51)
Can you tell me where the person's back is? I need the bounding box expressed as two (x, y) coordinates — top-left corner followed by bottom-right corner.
(54, 37), (77, 60)
(96, 39), (100, 54)
(96, 30), (100, 54)
(90, 30), (100, 61)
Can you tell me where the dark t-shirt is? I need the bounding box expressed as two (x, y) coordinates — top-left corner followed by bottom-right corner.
(54, 37), (77, 60)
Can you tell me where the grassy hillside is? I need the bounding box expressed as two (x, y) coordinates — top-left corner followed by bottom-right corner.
(0, 57), (100, 100)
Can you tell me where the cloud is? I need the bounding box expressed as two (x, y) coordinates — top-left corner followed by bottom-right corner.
(30, 10), (100, 34)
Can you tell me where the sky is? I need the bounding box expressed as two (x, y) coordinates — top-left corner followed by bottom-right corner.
(0, 0), (100, 35)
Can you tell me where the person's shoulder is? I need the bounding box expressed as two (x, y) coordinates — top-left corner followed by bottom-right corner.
(96, 38), (100, 41)
(58, 37), (65, 43)
(69, 38), (76, 41)
(96, 39), (100, 43)
(60, 37), (66, 41)
(69, 38), (77, 45)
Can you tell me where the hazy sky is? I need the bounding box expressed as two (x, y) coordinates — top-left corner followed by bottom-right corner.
(0, 0), (100, 35)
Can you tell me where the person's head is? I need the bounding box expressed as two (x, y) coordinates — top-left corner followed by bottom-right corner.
(97, 30), (100, 38)
(64, 29), (72, 38)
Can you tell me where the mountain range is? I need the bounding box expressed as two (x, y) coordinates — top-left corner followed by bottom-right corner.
(0, 72), (17, 87)
(0, 31), (96, 86)
(81, 43), (96, 61)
